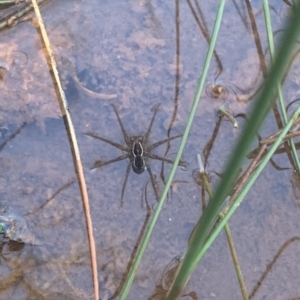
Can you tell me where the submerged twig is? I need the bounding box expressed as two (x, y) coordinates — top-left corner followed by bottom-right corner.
(260, 129), (300, 145)
(247, 124), (300, 159)
(249, 237), (300, 299)
(225, 144), (267, 214)
(0, 0), (50, 31)
(25, 180), (75, 216)
(0, 0), (27, 4)
(0, 122), (26, 152)
(30, 1), (99, 299)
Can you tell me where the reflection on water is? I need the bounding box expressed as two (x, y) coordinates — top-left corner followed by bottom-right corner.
(206, 82), (229, 101)
(0, 0), (300, 299)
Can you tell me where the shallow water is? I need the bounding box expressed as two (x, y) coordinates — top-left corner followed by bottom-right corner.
(0, 0), (300, 299)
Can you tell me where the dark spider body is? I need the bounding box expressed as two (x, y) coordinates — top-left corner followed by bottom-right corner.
(131, 138), (145, 174)
(85, 103), (185, 205)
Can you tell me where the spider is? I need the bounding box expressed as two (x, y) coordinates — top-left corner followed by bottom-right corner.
(85, 103), (185, 205)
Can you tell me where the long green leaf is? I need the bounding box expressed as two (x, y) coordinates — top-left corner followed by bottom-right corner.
(118, 1), (226, 299)
(263, 0), (300, 171)
(166, 4), (300, 299)
(197, 101), (300, 270)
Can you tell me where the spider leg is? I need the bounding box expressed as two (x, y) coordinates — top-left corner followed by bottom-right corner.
(145, 160), (159, 202)
(146, 134), (183, 151)
(120, 159), (132, 206)
(111, 104), (131, 146)
(146, 153), (187, 167)
(85, 132), (128, 151)
(144, 103), (160, 144)
(90, 153), (130, 170)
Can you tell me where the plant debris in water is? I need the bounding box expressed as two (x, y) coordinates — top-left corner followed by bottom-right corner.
(0, 205), (36, 244)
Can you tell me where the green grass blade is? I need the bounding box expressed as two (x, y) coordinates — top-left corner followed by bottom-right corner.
(263, 0), (300, 172)
(221, 213), (248, 300)
(118, 1), (226, 299)
(166, 5), (300, 299)
(197, 155), (248, 300)
(198, 103), (300, 267)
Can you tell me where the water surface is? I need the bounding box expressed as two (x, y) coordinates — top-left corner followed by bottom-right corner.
(0, 0), (300, 299)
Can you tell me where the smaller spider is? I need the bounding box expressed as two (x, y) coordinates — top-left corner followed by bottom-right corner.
(85, 103), (185, 205)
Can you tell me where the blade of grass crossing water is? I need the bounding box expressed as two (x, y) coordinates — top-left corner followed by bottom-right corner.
(118, 1), (227, 299)
(263, 0), (300, 172)
(197, 155), (248, 300)
(166, 5), (300, 300)
(199, 104), (300, 268)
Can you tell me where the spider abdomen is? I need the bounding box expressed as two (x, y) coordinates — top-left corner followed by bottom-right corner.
(132, 141), (146, 174)
(132, 156), (145, 174)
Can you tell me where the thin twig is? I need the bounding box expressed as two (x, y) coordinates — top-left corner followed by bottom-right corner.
(0, 0), (28, 4)
(249, 237), (300, 299)
(247, 128), (300, 159)
(225, 144), (267, 214)
(25, 180), (75, 216)
(0, 122), (26, 152)
(0, 0), (50, 30)
(260, 129), (300, 145)
(220, 212), (248, 300)
(30, 1), (99, 299)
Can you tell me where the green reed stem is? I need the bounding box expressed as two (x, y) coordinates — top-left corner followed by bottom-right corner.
(263, 0), (300, 173)
(220, 212), (248, 300)
(118, 1), (226, 299)
(199, 100), (300, 271)
(166, 4), (300, 300)
(197, 154), (248, 300)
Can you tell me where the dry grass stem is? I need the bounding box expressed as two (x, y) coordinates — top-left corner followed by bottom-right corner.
(30, 1), (99, 299)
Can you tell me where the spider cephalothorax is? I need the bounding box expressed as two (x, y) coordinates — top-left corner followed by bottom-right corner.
(86, 103), (185, 205)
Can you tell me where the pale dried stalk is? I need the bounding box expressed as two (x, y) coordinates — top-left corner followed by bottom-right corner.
(30, 1), (99, 299)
